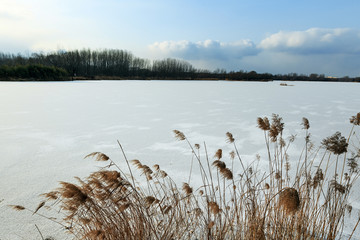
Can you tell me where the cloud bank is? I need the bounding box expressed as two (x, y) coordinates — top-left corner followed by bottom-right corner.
(149, 28), (360, 76)
(259, 28), (360, 54)
(149, 39), (259, 60)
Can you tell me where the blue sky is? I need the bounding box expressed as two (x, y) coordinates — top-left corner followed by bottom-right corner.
(1, 0), (360, 76)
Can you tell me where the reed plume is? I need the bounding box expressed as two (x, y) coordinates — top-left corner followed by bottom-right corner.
(84, 152), (110, 161)
(302, 117), (310, 130)
(278, 188), (300, 214)
(257, 117), (270, 131)
(350, 112), (360, 125)
(321, 131), (348, 155)
(226, 132), (234, 143)
(182, 183), (193, 195)
(173, 130), (186, 141)
(214, 149), (222, 159)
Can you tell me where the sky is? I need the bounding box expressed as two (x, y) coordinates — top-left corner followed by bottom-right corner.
(1, 0), (360, 77)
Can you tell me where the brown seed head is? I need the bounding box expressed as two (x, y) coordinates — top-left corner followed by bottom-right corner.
(220, 168), (233, 180)
(145, 196), (156, 206)
(42, 191), (59, 201)
(302, 117), (310, 130)
(173, 130), (186, 141)
(257, 117), (270, 131)
(347, 156), (359, 174)
(270, 114), (284, 142)
(159, 170), (168, 178)
(214, 149), (223, 159)
(59, 182), (88, 204)
(312, 168), (324, 189)
(350, 112), (360, 125)
(269, 125), (279, 142)
(209, 201), (220, 214)
(131, 159), (143, 169)
(194, 143), (200, 149)
(141, 165), (153, 176)
(182, 183), (193, 195)
(272, 114), (284, 131)
(84, 152), (109, 161)
(212, 160), (226, 170)
(321, 132), (348, 155)
(95, 171), (121, 184)
(278, 188), (300, 214)
(226, 132), (235, 143)
(330, 180), (347, 194)
(153, 164), (160, 171)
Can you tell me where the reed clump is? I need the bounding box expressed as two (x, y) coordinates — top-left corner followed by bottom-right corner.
(13, 113), (360, 239)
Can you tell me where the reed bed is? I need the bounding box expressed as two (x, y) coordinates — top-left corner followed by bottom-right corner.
(12, 113), (360, 239)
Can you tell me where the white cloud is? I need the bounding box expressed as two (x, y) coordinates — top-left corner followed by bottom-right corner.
(149, 39), (259, 60)
(150, 28), (360, 60)
(148, 28), (360, 76)
(259, 28), (360, 54)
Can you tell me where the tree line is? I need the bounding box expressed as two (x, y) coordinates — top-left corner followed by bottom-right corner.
(0, 49), (359, 82)
(0, 64), (68, 80)
(0, 49), (197, 80)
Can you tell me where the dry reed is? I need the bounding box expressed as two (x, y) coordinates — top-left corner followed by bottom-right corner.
(12, 113), (360, 240)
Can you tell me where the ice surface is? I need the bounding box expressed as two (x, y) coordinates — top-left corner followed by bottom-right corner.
(0, 80), (360, 239)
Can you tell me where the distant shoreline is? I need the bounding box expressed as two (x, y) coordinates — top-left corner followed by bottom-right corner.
(0, 77), (359, 83)
(2, 50), (360, 83)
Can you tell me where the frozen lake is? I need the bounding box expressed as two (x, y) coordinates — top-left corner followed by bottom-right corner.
(1, 80), (360, 239)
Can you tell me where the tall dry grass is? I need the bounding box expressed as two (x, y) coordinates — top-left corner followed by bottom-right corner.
(12, 113), (360, 239)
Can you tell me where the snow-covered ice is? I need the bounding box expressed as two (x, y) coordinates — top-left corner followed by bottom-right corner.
(0, 80), (359, 239)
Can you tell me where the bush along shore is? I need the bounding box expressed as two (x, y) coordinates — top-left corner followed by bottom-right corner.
(0, 64), (69, 81)
(11, 113), (360, 239)
(1, 49), (360, 81)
